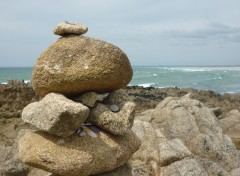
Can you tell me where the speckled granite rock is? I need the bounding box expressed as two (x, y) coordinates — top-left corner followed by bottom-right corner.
(18, 129), (141, 176)
(22, 93), (89, 137)
(131, 93), (240, 175)
(220, 109), (240, 149)
(88, 102), (136, 135)
(53, 22), (88, 36)
(74, 92), (109, 108)
(32, 36), (133, 97)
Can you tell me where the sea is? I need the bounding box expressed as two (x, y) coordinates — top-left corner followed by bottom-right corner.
(1, 66), (240, 95)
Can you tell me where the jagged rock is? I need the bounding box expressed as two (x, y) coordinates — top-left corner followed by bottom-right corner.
(87, 102), (135, 135)
(94, 164), (133, 176)
(131, 120), (161, 175)
(161, 157), (208, 176)
(0, 81), (37, 119)
(220, 109), (240, 149)
(53, 22), (88, 36)
(211, 107), (222, 118)
(159, 138), (192, 166)
(74, 92), (109, 108)
(22, 93), (89, 137)
(32, 36), (133, 97)
(131, 94), (240, 175)
(0, 118), (32, 147)
(18, 129), (141, 176)
(0, 131), (30, 176)
(27, 168), (52, 176)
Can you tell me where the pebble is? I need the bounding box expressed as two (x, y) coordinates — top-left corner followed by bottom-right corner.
(109, 104), (120, 112)
(89, 125), (101, 133)
(76, 125), (99, 138)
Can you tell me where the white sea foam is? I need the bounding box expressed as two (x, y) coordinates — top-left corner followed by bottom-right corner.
(138, 83), (155, 87)
(171, 67), (210, 72)
(224, 91), (236, 94)
(213, 77), (223, 80)
(153, 74), (158, 76)
(24, 80), (31, 84)
(0, 80), (31, 85)
(165, 67), (240, 72)
(133, 75), (153, 79)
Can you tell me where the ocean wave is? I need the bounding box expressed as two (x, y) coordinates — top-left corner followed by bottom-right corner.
(133, 74), (159, 79)
(0, 80), (31, 85)
(24, 80), (31, 83)
(159, 67), (240, 72)
(170, 68), (211, 72)
(223, 91), (237, 94)
(139, 83), (156, 87)
(213, 77), (223, 80)
(133, 83), (156, 88)
(132, 75), (153, 79)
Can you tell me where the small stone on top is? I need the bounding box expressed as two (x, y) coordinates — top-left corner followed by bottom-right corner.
(53, 21), (88, 36)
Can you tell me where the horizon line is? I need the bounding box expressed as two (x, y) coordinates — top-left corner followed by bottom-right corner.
(1, 65), (240, 68)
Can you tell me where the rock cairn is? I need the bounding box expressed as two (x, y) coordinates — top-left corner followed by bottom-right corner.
(18, 22), (141, 176)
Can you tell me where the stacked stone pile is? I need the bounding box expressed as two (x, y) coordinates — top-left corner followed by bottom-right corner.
(18, 22), (141, 176)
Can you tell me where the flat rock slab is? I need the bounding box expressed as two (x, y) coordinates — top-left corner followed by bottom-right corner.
(18, 129), (141, 176)
(22, 93), (89, 137)
(32, 36), (133, 97)
(53, 22), (88, 36)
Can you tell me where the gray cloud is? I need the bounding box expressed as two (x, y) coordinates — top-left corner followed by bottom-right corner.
(0, 0), (240, 66)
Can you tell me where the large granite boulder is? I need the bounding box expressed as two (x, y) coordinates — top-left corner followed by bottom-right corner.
(18, 129), (141, 176)
(220, 109), (240, 149)
(32, 36), (133, 97)
(22, 93), (89, 137)
(130, 93), (240, 175)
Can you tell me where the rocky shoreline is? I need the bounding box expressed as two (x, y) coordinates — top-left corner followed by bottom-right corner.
(2, 21), (240, 175)
(1, 81), (240, 146)
(1, 81), (240, 176)
(1, 80), (240, 119)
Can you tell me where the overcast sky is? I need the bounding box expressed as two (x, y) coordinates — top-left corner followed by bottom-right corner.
(0, 0), (240, 67)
